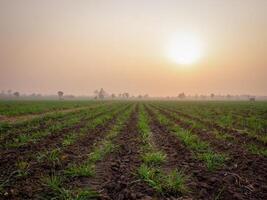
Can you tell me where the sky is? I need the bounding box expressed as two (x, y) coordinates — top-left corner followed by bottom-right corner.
(0, 0), (267, 96)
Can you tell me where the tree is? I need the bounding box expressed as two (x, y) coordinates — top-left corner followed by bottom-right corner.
(123, 92), (129, 98)
(210, 93), (215, 99)
(13, 91), (20, 98)
(111, 93), (116, 98)
(178, 92), (186, 99)
(98, 88), (106, 99)
(58, 91), (64, 100)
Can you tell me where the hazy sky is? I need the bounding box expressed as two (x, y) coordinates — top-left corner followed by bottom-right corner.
(0, 0), (267, 96)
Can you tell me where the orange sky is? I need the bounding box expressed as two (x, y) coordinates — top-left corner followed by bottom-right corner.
(0, 0), (267, 96)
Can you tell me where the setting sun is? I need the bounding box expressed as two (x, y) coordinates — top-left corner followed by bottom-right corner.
(167, 33), (203, 65)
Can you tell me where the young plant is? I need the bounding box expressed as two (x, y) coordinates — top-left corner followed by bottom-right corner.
(75, 188), (99, 200)
(16, 161), (30, 177)
(65, 164), (95, 178)
(142, 151), (166, 166)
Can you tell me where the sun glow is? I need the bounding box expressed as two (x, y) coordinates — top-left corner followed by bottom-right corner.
(167, 33), (203, 65)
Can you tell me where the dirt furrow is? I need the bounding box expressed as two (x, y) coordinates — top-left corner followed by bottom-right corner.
(0, 106), (124, 183)
(2, 106), (131, 200)
(79, 105), (154, 200)
(156, 105), (267, 147)
(0, 103), (109, 124)
(146, 106), (266, 200)
(0, 104), (110, 144)
(156, 107), (267, 177)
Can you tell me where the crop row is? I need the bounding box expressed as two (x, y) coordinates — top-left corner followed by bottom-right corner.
(0, 103), (131, 198)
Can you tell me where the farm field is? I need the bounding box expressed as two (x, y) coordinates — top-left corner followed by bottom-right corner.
(0, 101), (267, 200)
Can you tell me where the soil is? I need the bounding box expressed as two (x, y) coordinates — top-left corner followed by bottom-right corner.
(1, 105), (129, 200)
(148, 106), (267, 199)
(158, 105), (267, 147)
(1, 103), (266, 200)
(0, 104), (108, 124)
(73, 105), (158, 200)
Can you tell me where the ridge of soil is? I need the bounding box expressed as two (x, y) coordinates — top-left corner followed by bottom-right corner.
(0, 103), (111, 124)
(156, 105), (267, 147)
(1, 106), (130, 200)
(76, 105), (156, 200)
(150, 106), (267, 199)
(0, 104), (113, 143)
(0, 105), (126, 185)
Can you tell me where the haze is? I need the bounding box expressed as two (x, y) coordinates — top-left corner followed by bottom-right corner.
(0, 0), (267, 96)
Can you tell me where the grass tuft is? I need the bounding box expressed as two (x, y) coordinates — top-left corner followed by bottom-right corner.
(142, 151), (166, 166)
(65, 164), (95, 177)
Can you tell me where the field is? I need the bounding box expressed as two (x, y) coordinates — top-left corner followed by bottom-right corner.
(0, 100), (267, 200)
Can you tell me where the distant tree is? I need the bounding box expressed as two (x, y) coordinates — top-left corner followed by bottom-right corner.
(210, 93), (215, 99)
(13, 91), (20, 98)
(178, 92), (186, 99)
(111, 93), (116, 98)
(94, 90), (99, 98)
(57, 91), (64, 100)
(138, 95), (143, 99)
(98, 88), (106, 99)
(123, 92), (129, 98)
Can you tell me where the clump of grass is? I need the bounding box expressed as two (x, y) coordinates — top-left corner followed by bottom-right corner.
(198, 152), (226, 171)
(15, 134), (31, 144)
(165, 170), (188, 194)
(88, 141), (115, 163)
(37, 148), (61, 166)
(16, 161), (30, 177)
(138, 164), (162, 192)
(138, 164), (187, 194)
(75, 188), (99, 200)
(171, 126), (210, 153)
(42, 175), (63, 191)
(213, 130), (234, 141)
(42, 175), (72, 199)
(247, 144), (267, 157)
(142, 151), (166, 166)
(65, 164), (95, 177)
(62, 133), (77, 146)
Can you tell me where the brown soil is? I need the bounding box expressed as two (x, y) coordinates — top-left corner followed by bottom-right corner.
(1, 106), (129, 200)
(1, 103), (266, 200)
(0, 105), (124, 185)
(0, 104), (109, 124)
(70, 105), (158, 200)
(157, 105), (267, 147)
(148, 106), (267, 199)
(0, 104), (110, 144)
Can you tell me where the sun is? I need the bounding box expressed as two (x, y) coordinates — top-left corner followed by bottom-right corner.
(167, 33), (203, 65)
